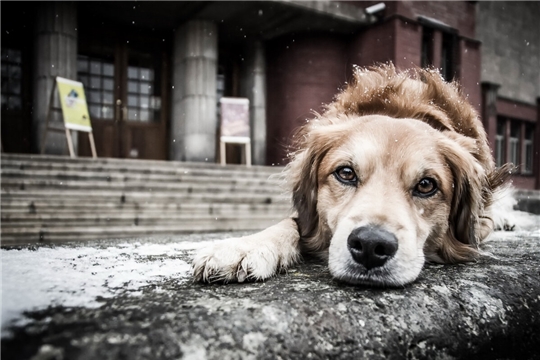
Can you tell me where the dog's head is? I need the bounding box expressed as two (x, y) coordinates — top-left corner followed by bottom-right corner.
(285, 65), (510, 286)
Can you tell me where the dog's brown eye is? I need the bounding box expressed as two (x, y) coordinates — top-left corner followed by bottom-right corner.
(334, 167), (357, 185)
(414, 178), (438, 197)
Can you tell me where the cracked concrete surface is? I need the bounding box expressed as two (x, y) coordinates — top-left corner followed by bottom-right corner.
(1, 226), (540, 360)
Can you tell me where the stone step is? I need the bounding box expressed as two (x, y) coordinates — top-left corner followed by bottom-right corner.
(1, 190), (287, 204)
(1, 154), (290, 244)
(1, 154), (283, 178)
(1, 212), (285, 227)
(1, 178), (282, 194)
(1, 219), (280, 245)
(1, 200), (290, 214)
(1, 168), (283, 186)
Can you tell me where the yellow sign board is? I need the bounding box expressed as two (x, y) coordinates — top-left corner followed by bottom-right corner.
(56, 77), (92, 132)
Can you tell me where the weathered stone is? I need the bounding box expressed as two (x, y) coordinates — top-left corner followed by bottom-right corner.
(1, 228), (540, 360)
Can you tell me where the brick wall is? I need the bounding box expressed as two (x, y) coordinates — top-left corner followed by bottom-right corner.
(458, 38), (482, 110)
(395, 1), (476, 39)
(266, 1), (484, 164)
(266, 34), (348, 165)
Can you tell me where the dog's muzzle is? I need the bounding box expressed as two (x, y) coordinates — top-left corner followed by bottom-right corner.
(347, 225), (398, 269)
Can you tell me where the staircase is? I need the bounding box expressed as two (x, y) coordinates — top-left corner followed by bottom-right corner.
(1, 154), (290, 246)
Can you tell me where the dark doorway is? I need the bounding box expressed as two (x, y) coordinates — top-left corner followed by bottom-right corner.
(77, 24), (170, 160)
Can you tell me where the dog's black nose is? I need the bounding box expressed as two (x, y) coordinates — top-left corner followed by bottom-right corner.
(347, 225), (398, 269)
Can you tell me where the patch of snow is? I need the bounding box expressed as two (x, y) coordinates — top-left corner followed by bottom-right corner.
(1, 241), (213, 331)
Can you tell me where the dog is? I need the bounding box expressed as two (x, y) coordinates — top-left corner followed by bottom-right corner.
(192, 63), (512, 287)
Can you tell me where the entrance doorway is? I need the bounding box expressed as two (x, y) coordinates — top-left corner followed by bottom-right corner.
(77, 34), (169, 160)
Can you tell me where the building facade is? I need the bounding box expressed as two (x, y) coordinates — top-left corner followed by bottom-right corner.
(476, 1), (540, 190)
(1, 1), (539, 189)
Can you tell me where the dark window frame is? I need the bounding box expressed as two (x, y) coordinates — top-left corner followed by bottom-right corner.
(77, 54), (116, 120)
(497, 116), (536, 175)
(1, 47), (23, 111)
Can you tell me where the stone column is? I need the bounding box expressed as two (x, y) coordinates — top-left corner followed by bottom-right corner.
(481, 82), (500, 153)
(536, 97), (540, 189)
(170, 21), (218, 162)
(33, 2), (78, 155)
(240, 41), (267, 165)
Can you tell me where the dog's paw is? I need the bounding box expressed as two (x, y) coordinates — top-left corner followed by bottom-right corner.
(496, 220), (516, 232)
(192, 238), (280, 283)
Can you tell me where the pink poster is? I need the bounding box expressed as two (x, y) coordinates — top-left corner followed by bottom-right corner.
(220, 97), (250, 138)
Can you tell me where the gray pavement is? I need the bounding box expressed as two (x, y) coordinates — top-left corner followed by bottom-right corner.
(1, 225), (540, 360)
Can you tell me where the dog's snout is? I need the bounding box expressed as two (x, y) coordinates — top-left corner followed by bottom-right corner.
(347, 226), (398, 269)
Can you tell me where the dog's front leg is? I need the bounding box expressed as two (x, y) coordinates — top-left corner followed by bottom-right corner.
(192, 218), (300, 283)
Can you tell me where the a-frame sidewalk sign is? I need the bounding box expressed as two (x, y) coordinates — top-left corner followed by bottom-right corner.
(41, 76), (97, 158)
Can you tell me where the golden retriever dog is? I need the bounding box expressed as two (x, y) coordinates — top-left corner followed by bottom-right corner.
(193, 63), (512, 287)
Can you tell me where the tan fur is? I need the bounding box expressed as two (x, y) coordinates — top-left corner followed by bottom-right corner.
(288, 63), (511, 266)
(193, 63), (513, 286)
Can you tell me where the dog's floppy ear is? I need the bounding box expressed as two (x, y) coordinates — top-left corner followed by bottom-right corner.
(438, 133), (487, 262)
(286, 123), (343, 253)
(289, 149), (322, 239)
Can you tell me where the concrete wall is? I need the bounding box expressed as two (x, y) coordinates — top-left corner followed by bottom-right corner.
(477, 1), (540, 105)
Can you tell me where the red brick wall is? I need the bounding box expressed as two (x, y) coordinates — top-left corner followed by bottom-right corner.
(458, 38), (482, 111)
(347, 1), (481, 108)
(341, 1), (476, 38)
(266, 1), (483, 165)
(349, 17), (423, 69)
(266, 34), (348, 165)
(393, 17), (423, 69)
(349, 20), (396, 69)
(394, 1), (476, 39)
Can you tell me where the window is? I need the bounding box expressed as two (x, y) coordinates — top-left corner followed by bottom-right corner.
(441, 33), (456, 81)
(523, 124), (535, 175)
(421, 28), (434, 69)
(495, 119), (506, 168)
(509, 122), (520, 166)
(77, 55), (115, 120)
(126, 65), (160, 122)
(1, 48), (22, 111)
(420, 26), (457, 81)
(497, 117), (536, 175)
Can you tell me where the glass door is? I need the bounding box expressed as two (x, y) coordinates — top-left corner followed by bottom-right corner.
(77, 40), (168, 160)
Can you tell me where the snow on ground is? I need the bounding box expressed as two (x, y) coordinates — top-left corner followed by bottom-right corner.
(1, 240), (214, 331)
(1, 217), (539, 335)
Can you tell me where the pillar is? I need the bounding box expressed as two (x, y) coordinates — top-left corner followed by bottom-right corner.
(33, 2), (78, 155)
(170, 21), (218, 162)
(240, 41), (267, 165)
(536, 97), (540, 189)
(481, 82), (500, 153)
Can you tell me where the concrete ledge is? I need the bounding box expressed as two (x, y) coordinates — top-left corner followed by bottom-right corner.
(515, 189), (540, 215)
(1, 228), (540, 360)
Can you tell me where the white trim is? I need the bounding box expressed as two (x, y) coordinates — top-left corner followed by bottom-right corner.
(65, 123), (93, 132)
(219, 97), (249, 105)
(221, 136), (251, 144)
